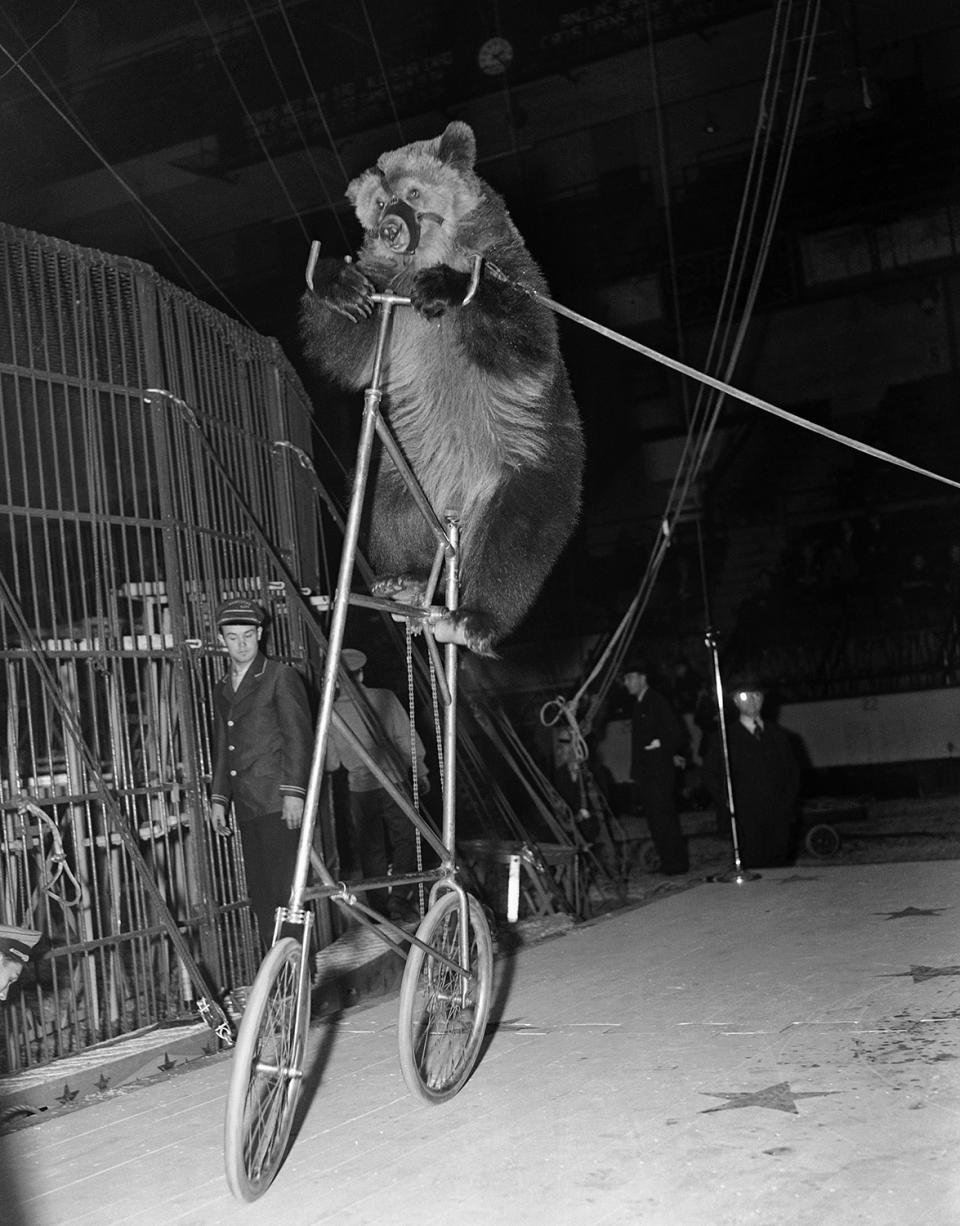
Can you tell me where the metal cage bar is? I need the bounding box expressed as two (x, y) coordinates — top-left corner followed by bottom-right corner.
(0, 224), (321, 1073)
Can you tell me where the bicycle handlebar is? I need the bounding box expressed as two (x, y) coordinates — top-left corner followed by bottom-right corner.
(370, 292), (412, 306)
(305, 240), (482, 306)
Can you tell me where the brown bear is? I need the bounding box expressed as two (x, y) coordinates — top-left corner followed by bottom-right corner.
(300, 121), (584, 656)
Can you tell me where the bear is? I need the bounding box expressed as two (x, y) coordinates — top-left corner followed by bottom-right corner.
(299, 120), (584, 656)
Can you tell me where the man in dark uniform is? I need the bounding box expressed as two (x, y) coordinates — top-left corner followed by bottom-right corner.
(623, 659), (689, 875)
(703, 670), (801, 869)
(0, 924), (41, 1002)
(210, 598), (313, 952)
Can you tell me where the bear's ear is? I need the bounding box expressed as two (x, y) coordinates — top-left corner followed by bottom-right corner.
(435, 122), (477, 174)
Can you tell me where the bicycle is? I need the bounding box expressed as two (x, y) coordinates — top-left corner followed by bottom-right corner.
(223, 271), (494, 1201)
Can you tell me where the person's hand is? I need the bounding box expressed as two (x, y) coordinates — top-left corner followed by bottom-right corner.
(282, 794), (305, 830)
(210, 802), (231, 838)
(643, 738), (662, 751)
(673, 754), (687, 769)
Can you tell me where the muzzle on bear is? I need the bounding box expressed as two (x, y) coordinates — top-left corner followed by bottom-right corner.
(376, 197), (442, 254)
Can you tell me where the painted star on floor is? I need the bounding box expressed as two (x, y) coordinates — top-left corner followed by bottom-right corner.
(55, 1083), (79, 1106)
(700, 1081), (839, 1114)
(875, 906), (948, 920)
(885, 964), (960, 983)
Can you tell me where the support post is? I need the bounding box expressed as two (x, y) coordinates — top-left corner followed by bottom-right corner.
(704, 629), (759, 885)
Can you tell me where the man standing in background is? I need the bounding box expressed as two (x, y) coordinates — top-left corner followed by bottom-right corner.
(326, 649), (429, 926)
(704, 671), (801, 869)
(623, 659), (689, 875)
(210, 598), (313, 953)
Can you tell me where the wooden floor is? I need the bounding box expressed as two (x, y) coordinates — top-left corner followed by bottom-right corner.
(1, 858), (958, 1225)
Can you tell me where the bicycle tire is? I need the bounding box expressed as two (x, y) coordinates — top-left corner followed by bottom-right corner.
(224, 937), (309, 1201)
(397, 890), (493, 1104)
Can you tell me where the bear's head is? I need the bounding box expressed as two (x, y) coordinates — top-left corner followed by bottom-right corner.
(347, 122), (485, 269)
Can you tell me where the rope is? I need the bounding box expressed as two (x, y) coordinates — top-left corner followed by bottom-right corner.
(0, 25), (254, 324)
(519, 2), (959, 736)
(358, 0), (405, 143)
(0, 1), (79, 84)
(0, 39), (250, 320)
(14, 797), (83, 911)
(539, 694), (588, 763)
(191, 0), (311, 244)
(489, 258), (960, 493)
(240, 0), (346, 229)
(536, 309), (960, 496)
(572, 0), (823, 720)
(274, 0), (353, 191)
(590, 1), (825, 721)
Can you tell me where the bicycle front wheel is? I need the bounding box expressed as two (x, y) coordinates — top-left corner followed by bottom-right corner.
(223, 937), (310, 1201)
(397, 891), (493, 1103)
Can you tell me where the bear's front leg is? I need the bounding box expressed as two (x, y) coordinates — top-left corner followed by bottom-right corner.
(409, 265), (472, 319)
(371, 574), (430, 606)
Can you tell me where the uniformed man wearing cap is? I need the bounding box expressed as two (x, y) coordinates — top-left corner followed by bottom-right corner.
(325, 648), (429, 925)
(210, 598), (314, 952)
(622, 657), (690, 875)
(0, 923), (41, 1002)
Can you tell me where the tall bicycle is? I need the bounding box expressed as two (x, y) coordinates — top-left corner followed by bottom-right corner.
(223, 279), (494, 1201)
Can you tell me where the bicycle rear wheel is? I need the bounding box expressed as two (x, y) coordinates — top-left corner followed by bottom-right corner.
(224, 937), (309, 1201)
(397, 890), (493, 1103)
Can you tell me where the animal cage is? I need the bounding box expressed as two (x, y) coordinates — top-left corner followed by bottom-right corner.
(0, 222), (323, 1073)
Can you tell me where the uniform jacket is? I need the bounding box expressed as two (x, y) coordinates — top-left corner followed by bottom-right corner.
(629, 687), (687, 788)
(211, 652), (313, 821)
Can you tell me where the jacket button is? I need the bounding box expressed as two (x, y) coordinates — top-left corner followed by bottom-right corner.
(227, 720), (234, 727)
(230, 770), (237, 777)
(228, 744), (235, 751)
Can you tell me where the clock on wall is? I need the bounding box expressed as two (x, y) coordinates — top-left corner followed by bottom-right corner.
(477, 36), (514, 76)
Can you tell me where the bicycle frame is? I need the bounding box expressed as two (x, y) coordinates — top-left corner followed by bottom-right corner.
(273, 290), (473, 976)
(225, 281), (496, 1202)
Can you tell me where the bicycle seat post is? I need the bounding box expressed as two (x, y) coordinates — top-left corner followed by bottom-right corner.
(441, 513), (460, 853)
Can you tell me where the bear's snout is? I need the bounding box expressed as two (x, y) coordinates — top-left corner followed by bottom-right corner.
(376, 196), (423, 253)
(378, 213), (412, 251)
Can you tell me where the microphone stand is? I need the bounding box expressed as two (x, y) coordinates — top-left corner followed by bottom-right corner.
(704, 628), (759, 884)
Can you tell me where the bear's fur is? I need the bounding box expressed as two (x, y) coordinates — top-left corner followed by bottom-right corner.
(299, 121), (584, 655)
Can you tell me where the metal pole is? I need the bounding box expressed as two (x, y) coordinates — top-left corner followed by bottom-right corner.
(704, 628), (759, 885)
(442, 515), (460, 854)
(288, 296), (405, 913)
